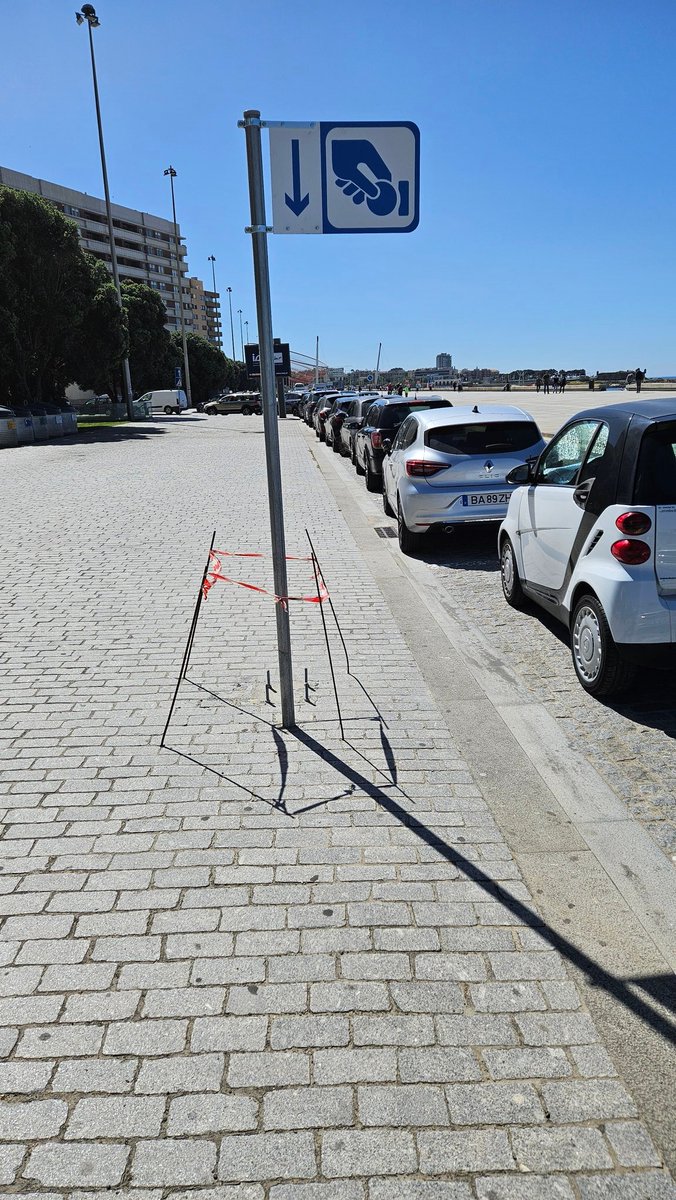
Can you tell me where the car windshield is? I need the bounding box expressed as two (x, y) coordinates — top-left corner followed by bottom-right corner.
(424, 421), (541, 455)
(634, 422), (676, 504)
(377, 400), (449, 429)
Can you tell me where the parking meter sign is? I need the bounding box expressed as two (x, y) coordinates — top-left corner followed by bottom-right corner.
(269, 121), (420, 234)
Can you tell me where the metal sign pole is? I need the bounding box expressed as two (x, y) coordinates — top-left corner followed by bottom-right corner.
(241, 109), (295, 728)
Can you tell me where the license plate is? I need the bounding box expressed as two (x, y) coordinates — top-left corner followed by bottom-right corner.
(462, 492), (510, 506)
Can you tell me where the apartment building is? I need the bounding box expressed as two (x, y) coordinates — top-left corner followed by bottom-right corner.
(0, 165), (193, 335)
(187, 276), (223, 348)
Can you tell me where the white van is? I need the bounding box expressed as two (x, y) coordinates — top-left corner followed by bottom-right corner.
(139, 389), (189, 416)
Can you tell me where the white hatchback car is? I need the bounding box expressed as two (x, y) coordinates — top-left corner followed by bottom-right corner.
(498, 399), (676, 696)
(382, 404), (546, 554)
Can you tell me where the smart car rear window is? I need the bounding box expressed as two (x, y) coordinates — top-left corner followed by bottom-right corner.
(425, 421), (541, 455)
(378, 400), (450, 429)
(634, 422), (676, 504)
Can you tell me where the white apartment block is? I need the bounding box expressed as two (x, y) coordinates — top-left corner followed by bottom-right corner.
(0, 165), (199, 336)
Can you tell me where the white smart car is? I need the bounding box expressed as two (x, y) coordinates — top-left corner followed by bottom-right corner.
(498, 399), (676, 696)
(382, 404), (546, 554)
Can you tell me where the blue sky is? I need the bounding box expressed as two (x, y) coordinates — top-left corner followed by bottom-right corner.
(3, 0), (675, 372)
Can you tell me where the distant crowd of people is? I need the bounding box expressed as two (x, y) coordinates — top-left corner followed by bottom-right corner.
(535, 372), (567, 394)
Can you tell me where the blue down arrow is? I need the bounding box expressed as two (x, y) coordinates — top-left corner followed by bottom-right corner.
(285, 139), (310, 215)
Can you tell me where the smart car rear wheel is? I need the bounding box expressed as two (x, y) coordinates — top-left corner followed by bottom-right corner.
(571, 594), (636, 698)
(500, 537), (526, 609)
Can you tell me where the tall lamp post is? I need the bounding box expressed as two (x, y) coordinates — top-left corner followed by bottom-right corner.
(75, 4), (133, 419)
(163, 165), (192, 406)
(244, 320), (249, 347)
(207, 253), (217, 295)
(238, 309), (244, 360)
(226, 287), (236, 362)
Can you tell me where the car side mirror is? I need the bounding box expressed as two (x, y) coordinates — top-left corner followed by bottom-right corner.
(507, 462), (534, 485)
(382, 438), (392, 455)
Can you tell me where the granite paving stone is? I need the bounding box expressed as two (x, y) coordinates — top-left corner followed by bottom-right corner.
(0, 415), (669, 1198)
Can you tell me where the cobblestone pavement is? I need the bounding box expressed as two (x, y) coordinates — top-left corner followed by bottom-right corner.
(328, 392), (676, 865)
(0, 415), (674, 1198)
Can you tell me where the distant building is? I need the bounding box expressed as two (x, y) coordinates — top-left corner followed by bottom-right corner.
(0, 165), (191, 335)
(187, 277), (222, 348)
(436, 353), (452, 371)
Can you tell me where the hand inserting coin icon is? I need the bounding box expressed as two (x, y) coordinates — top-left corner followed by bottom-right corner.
(331, 139), (401, 217)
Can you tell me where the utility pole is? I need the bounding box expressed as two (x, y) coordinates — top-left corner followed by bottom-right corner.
(226, 287), (236, 362)
(314, 336), (319, 387)
(164, 166), (192, 406)
(238, 310), (244, 360)
(76, 5), (133, 418)
(375, 341), (382, 388)
(240, 109), (295, 728)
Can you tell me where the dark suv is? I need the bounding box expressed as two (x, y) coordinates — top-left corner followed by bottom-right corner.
(354, 396), (452, 491)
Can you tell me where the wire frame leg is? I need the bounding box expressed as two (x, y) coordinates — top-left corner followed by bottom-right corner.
(160, 530), (216, 747)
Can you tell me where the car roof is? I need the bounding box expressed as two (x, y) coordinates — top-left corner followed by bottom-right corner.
(413, 404), (536, 428)
(566, 398), (676, 425)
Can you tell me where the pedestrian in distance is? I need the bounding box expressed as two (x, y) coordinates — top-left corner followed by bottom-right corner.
(536, 376), (542, 393)
(635, 367), (646, 394)
(551, 373), (558, 394)
(559, 371), (567, 392)
(404, 386), (409, 397)
(543, 372), (550, 394)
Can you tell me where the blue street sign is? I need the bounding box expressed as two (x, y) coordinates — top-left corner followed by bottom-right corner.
(269, 121), (420, 235)
(175, 366), (182, 388)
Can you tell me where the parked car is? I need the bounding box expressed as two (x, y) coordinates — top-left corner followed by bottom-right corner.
(305, 390), (338, 427)
(354, 396), (452, 493)
(203, 392), (262, 416)
(325, 393), (379, 450)
(138, 389), (189, 416)
(383, 404), (546, 554)
(312, 394), (340, 439)
(339, 396), (382, 460)
(498, 398), (676, 696)
(285, 391), (308, 417)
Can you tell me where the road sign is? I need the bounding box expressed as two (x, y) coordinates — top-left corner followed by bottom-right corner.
(175, 366), (183, 387)
(245, 341), (291, 378)
(269, 122), (420, 235)
(366, 374), (374, 382)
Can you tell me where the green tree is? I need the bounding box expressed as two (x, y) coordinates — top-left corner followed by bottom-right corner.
(121, 280), (176, 396)
(68, 256), (128, 398)
(0, 186), (93, 406)
(169, 331), (241, 404)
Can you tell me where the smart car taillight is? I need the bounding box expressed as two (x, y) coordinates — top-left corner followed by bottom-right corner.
(610, 539), (651, 565)
(615, 511), (652, 535)
(406, 460), (446, 477)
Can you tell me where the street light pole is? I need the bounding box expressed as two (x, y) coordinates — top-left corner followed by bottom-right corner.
(244, 320), (249, 347)
(208, 253), (217, 295)
(76, 4), (133, 419)
(238, 310), (244, 361)
(164, 165), (192, 407)
(226, 287), (236, 362)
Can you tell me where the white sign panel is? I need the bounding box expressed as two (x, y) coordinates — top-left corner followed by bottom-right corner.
(269, 121), (420, 235)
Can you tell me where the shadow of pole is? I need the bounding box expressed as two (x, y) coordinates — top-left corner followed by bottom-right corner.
(289, 725), (676, 1048)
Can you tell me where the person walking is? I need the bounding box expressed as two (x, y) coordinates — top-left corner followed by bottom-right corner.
(543, 372), (550, 394)
(635, 367), (646, 394)
(559, 371), (567, 392)
(551, 373), (558, 394)
(536, 376), (542, 393)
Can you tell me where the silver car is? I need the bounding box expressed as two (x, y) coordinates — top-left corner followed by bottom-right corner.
(382, 404), (546, 554)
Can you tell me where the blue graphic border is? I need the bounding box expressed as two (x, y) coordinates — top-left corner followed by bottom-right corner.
(320, 121), (420, 235)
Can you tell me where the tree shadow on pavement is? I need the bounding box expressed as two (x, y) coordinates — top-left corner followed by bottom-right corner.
(288, 724), (676, 1049)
